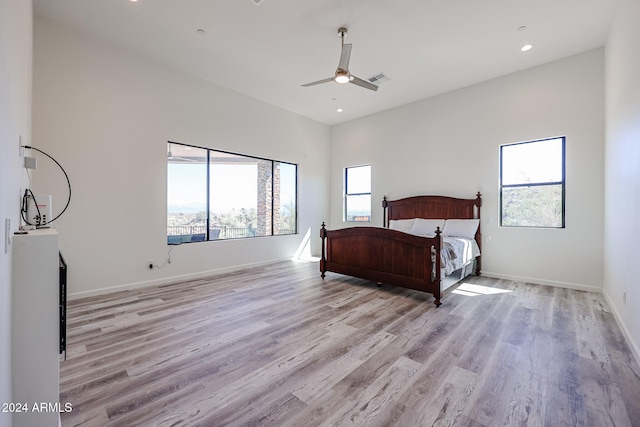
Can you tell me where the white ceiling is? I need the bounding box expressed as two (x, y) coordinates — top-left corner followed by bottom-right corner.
(33, 0), (618, 126)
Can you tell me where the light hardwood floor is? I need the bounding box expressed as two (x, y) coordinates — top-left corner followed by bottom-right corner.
(60, 260), (640, 426)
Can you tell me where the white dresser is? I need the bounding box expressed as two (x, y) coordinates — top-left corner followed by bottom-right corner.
(11, 228), (60, 427)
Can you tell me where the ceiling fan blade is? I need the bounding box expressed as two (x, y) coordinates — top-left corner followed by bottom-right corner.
(350, 75), (379, 91)
(338, 43), (352, 71)
(301, 77), (335, 87)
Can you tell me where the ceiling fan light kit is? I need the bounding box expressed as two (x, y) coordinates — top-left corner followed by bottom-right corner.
(302, 27), (378, 92)
(334, 71), (350, 84)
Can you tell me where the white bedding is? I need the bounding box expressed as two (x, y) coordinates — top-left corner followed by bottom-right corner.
(440, 237), (481, 275)
(389, 219), (480, 277)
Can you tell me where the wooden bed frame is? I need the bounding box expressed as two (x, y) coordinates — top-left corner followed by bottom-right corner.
(320, 193), (482, 306)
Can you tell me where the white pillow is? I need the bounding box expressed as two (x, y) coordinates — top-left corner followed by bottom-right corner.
(408, 218), (445, 237)
(389, 219), (415, 233)
(442, 219), (480, 239)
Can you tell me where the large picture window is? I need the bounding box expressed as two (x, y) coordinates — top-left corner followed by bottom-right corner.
(167, 142), (297, 243)
(500, 137), (565, 228)
(345, 164), (371, 222)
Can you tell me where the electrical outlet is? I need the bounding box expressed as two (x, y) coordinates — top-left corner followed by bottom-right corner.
(485, 235), (491, 243)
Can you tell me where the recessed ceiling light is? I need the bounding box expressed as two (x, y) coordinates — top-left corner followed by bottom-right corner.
(521, 44), (533, 52)
(197, 29), (206, 34)
(337, 108), (343, 113)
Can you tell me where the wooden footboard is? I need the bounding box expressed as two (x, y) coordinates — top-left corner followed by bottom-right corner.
(320, 223), (444, 306)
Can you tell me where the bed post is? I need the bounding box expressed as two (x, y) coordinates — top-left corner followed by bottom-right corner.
(382, 196), (388, 227)
(320, 222), (327, 278)
(433, 227), (443, 307)
(475, 192), (482, 276)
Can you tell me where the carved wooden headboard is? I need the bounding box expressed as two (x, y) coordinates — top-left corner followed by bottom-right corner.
(383, 192), (482, 263)
(383, 192), (481, 224)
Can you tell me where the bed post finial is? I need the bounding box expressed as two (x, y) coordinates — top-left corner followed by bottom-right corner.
(382, 196), (388, 227)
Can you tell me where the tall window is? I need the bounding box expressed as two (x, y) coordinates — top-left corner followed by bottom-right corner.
(500, 137), (565, 228)
(167, 142), (297, 243)
(345, 164), (371, 222)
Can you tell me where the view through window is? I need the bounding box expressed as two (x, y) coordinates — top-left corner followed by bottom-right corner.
(167, 142), (297, 243)
(345, 164), (371, 222)
(500, 137), (565, 228)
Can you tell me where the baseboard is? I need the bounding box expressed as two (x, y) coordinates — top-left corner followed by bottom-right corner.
(480, 271), (603, 293)
(601, 289), (640, 368)
(68, 257), (293, 300)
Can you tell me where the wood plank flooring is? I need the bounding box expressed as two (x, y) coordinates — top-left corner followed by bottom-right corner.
(60, 260), (640, 426)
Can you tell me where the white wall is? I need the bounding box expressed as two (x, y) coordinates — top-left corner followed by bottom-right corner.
(32, 17), (330, 298)
(0, 1), (33, 424)
(331, 49), (605, 291)
(604, 0), (640, 359)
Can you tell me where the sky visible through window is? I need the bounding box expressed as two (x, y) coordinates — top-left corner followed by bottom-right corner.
(501, 138), (563, 185)
(210, 164), (258, 212)
(278, 163), (297, 209)
(168, 162), (297, 213)
(346, 165), (371, 220)
(167, 163), (206, 213)
(347, 165), (371, 194)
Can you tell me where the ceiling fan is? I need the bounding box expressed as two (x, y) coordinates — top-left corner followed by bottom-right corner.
(301, 27), (378, 92)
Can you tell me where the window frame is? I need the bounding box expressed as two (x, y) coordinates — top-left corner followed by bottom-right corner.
(167, 141), (298, 243)
(344, 164), (372, 222)
(499, 136), (566, 228)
